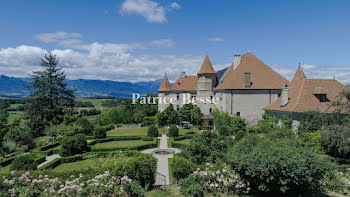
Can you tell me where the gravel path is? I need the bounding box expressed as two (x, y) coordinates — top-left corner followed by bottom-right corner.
(37, 154), (61, 169)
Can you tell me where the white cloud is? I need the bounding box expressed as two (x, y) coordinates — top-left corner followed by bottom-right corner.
(208, 37), (224, 42)
(0, 43), (204, 82)
(149, 39), (174, 48)
(170, 2), (181, 10)
(120, 0), (166, 23)
(36, 32), (82, 43)
(271, 64), (350, 84)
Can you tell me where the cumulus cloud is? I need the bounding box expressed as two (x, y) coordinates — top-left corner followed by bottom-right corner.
(0, 43), (205, 82)
(170, 2), (181, 10)
(149, 39), (174, 48)
(271, 64), (350, 85)
(36, 32), (82, 43)
(120, 0), (166, 23)
(208, 37), (224, 42)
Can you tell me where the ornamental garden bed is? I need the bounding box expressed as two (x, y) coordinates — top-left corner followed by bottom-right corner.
(91, 140), (155, 151)
(107, 127), (148, 137)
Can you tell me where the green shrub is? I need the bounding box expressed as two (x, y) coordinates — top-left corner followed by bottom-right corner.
(170, 155), (197, 182)
(75, 117), (94, 135)
(168, 125), (179, 137)
(321, 125), (350, 159)
(247, 126), (261, 134)
(234, 130), (247, 142)
(298, 111), (327, 133)
(147, 125), (158, 137)
(258, 113), (279, 133)
(10, 154), (36, 171)
(112, 154), (157, 187)
(213, 109), (246, 135)
(300, 131), (324, 153)
(183, 130), (233, 164)
(219, 126), (230, 136)
(60, 134), (88, 156)
(123, 181), (145, 197)
(228, 134), (334, 194)
(93, 127), (106, 138)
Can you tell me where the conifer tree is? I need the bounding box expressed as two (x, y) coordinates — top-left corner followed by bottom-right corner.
(25, 53), (75, 137)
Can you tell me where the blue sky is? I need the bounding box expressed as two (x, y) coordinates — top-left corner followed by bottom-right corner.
(0, 0), (350, 83)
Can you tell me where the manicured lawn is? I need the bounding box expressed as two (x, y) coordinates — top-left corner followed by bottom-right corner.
(52, 158), (116, 172)
(107, 127), (148, 137)
(91, 140), (152, 149)
(175, 139), (191, 145)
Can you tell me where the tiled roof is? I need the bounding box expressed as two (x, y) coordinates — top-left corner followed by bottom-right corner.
(197, 55), (216, 75)
(158, 73), (171, 92)
(171, 75), (198, 91)
(215, 52), (289, 90)
(264, 66), (345, 113)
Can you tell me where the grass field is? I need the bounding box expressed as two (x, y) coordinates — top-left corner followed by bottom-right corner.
(52, 158), (116, 172)
(91, 140), (153, 149)
(8, 111), (24, 125)
(107, 127), (148, 137)
(75, 98), (114, 109)
(175, 139), (191, 145)
(145, 187), (182, 197)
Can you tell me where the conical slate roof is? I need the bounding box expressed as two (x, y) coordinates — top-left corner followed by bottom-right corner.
(197, 55), (216, 75)
(158, 73), (171, 92)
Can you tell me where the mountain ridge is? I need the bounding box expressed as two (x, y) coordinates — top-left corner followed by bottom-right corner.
(0, 75), (161, 98)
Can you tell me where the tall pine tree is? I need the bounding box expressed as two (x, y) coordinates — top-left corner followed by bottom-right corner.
(25, 53), (75, 137)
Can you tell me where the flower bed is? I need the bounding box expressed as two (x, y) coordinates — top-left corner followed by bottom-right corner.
(0, 170), (143, 196)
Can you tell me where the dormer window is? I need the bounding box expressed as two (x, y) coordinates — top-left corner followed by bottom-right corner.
(314, 94), (329, 103)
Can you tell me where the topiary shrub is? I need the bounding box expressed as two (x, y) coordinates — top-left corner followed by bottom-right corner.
(228, 134), (334, 194)
(321, 125), (350, 159)
(219, 126), (230, 136)
(10, 154), (36, 171)
(60, 134), (88, 156)
(170, 155), (197, 182)
(93, 127), (106, 139)
(147, 125), (158, 137)
(168, 125), (179, 137)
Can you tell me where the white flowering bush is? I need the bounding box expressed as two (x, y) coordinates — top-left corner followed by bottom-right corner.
(179, 163), (250, 196)
(325, 168), (350, 195)
(0, 170), (144, 196)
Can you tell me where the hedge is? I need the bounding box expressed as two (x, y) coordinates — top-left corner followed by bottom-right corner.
(90, 138), (158, 152)
(169, 138), (189, 149)
(37, 151), (145, 171)
(31, 141), (61, 153)
(0, 157), (15, 167)
(88, 136), (154, 146)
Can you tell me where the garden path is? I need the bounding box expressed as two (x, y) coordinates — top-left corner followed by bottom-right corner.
(37, 154), (61, 169)
(142, 134), (180, 186)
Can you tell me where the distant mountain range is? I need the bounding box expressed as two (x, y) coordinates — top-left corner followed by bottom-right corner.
(0, 75), (162, 98)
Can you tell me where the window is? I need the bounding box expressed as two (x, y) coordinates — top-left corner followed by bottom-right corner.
(244, 72), (251, 88)
(176, 105), (179, 110)
(236, 112), (241, 117)
(178, 82), (180, 85)
(209, 108), (212, 113)
(177, 93), (180, 100)
(278, 93), (281, 97)
(314, 94), (329, 102)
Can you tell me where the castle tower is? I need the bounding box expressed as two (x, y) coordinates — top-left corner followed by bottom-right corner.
(197, 55), (217, 115)
(158, 73), (171, 112)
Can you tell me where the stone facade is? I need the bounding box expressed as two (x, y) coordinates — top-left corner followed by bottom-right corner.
(158, 52), (289, 125)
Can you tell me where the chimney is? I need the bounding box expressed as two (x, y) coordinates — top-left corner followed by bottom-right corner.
(244, 72), (251, 88)
(233, 54), (241, 70)
(281, 83), (289, 107)
(181, 72), (186, 79)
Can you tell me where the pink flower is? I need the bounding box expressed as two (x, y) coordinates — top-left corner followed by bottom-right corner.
(216, 170), (220, 175)
(10, 170), (15, 175)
